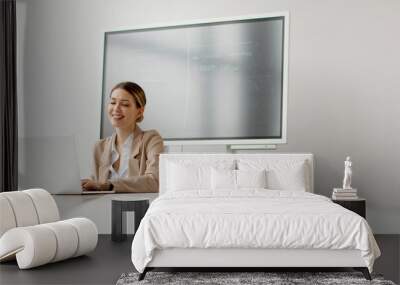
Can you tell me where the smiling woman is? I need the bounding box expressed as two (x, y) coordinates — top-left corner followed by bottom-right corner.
(81, 82), (165, 193)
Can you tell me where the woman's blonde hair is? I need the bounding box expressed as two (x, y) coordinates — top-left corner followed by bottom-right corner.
(110, 81), (146, 122)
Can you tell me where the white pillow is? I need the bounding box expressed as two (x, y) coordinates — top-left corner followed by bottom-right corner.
(236, 169), (267, 188)
(237, 159), (308, 191)
(211, 168), (236, 190)
(211, 169), (267, 190)
(267, 163), (306, 191)
(167, 160), (235, 191)
(167, 163), (208, 191)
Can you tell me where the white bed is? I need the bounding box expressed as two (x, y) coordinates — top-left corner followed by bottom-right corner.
(131, 153), (380, 280)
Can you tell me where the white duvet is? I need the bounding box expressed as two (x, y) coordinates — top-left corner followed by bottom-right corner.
(131, 190), (380, 273)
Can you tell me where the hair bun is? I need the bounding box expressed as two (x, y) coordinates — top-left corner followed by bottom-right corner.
(136, 114), (144, 123)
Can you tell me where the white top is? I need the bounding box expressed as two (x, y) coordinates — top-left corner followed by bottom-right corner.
(109, 134), (133, 179)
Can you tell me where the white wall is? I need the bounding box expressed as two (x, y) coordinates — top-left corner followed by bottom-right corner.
(16, 0), (400, 233)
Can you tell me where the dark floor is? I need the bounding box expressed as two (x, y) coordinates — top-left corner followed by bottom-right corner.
(0, 235), (398, 285)
(0, 235), (134, 285)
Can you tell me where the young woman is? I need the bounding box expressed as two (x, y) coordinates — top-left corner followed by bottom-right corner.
(81, 82), (164, 192)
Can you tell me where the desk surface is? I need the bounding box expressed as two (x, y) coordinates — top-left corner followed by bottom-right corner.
(53, 192), (158, 199)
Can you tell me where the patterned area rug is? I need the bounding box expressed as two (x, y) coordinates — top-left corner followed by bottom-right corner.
(116, 271), (396, 285)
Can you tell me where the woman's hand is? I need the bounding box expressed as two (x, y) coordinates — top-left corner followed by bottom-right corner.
(80, 179), (90, 188)
(81, 179), (111, 191)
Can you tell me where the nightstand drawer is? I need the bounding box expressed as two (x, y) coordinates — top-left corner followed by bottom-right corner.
(332, 199), (366, 219)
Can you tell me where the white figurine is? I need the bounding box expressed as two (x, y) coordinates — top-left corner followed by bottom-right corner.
(343, 156), (352, 189)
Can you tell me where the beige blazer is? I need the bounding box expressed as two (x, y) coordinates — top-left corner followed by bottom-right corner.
(91, 125), (164, 193)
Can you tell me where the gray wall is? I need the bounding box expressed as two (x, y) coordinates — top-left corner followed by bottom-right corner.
(16, 0), (400, 233)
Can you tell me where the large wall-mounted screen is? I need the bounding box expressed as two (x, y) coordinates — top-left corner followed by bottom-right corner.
(101, 13), (288, 145)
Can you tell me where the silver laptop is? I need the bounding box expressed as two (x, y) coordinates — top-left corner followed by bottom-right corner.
(19, 136), (115, 195)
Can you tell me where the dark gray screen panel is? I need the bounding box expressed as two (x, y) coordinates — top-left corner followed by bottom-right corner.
(101, 17), (285, 141)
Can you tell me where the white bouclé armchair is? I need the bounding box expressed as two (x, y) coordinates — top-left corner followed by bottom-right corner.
(0, 188), (98, 269)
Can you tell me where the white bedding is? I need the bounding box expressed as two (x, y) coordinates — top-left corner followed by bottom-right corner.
(131, 190), (380, 273)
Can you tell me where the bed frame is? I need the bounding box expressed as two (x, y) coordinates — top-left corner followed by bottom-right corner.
(140, 248), (371, 280)
(138, 153), (372, 281)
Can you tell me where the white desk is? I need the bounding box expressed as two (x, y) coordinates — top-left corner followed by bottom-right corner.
(52, 193), (158, 234)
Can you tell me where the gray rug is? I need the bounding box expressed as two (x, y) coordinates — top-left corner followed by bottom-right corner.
(116, 271), (396, 285)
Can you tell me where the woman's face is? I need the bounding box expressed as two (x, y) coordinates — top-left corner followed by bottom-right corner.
(107, 88), (144, 129)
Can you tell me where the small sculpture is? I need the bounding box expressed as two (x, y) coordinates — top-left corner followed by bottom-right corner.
(342, 156), (353, 189)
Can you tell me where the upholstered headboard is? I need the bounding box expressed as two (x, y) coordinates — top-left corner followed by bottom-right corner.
(159, 153), (314, 194)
